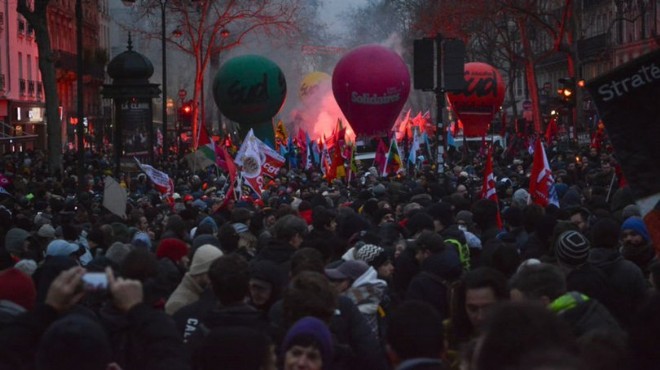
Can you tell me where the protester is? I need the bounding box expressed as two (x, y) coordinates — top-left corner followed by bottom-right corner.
(0, 124), (655, 370)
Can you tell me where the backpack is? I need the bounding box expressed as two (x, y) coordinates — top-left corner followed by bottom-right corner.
(445, 238), (471, 271)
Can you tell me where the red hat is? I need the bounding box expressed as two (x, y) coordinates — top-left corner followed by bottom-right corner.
(156, 238), (189, 262)
(0, 268), (36, 311)
(184, 194), (194, 202)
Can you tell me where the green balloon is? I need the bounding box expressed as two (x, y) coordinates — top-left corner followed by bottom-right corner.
(213, 55), (287, 126)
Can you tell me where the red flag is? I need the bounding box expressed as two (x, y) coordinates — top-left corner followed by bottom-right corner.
(327, 145), (346, 182)
(373, 138), (388, 175)
(544, 116), (558, 145)
(481, 148), (503, 229)
(219, 145), (239, 204)
(529, 138), (559, 207)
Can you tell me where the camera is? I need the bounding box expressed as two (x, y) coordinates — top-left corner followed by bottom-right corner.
(81, 272), (108, 291)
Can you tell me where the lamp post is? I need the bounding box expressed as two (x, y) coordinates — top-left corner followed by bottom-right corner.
(160, 0), (168, 159)
(76, 0), (84, 190)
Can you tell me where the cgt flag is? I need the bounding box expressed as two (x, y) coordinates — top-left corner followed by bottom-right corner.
(529, 138), (558, 208)
(586, 49), (660, 254)
(480, 148), (503, 229)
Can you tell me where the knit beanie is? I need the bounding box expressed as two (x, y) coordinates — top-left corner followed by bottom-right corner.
(156, 238), (189, 262)
(189, 245), (223, 275)
(512, 189), (530, 208)
(555, 231), (590, 266)
(0, 268), (36, 311)
(621, 217), (650, 243)
(282, 317), (334, 368)
(621, 204), (641, 220)
(37, 224), (56, 239)
(4, 227), (30, 255)
(354, 244), (389, 268)
(456, 210), (474, 227)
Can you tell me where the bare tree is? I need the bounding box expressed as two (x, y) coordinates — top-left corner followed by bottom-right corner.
(125, 0), (303, 148)
(18, 0), (62, 174)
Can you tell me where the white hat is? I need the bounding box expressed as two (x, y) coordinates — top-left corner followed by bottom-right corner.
(189, 245), (223, 275)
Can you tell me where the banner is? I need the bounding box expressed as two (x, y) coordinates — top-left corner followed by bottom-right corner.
(586, 49), (660, 252)
(103, 176), (127, 217)
(135, 158), (174, 195)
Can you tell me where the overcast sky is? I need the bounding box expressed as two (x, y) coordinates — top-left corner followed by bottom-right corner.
(320, 0), (369, 35)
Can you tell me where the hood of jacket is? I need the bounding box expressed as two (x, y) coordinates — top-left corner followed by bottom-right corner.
(421, 248), (463, 281)
(588, 248), (624, 271)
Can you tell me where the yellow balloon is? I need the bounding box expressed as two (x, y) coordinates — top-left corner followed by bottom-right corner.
(299, 71), (331, 101)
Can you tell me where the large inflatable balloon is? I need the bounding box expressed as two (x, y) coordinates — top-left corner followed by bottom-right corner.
(213, 55), (286, 143)
(447, 62), (505, 137)
(332, 45), (410, 137)
(299, 71), (331, 103)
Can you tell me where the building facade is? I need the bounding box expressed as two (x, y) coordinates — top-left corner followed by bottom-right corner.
(0, 0), (46, 152)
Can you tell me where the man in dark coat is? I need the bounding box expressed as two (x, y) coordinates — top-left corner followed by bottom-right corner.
(588, 218), (648, 327)
(251, 214), (308, 277)
(510, 262), (623, 339)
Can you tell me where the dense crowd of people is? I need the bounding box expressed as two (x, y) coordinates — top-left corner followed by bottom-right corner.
(0, 138), (657, 370)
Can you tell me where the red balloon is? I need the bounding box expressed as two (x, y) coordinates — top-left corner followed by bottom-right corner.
(447, 62), (505, 137)
(332, 45), (411, 137)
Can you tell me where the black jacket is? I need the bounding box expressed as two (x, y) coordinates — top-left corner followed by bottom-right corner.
(269, 296), (388, 370)
(588, 248), (648, 326)
(405, 249), (463, 319)
(0, 303), (189, 370)
(553, 292), (623, 339)
(251, 239), (296, 277)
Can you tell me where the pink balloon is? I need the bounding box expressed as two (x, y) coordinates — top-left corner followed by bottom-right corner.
(332, 45), (411, 137)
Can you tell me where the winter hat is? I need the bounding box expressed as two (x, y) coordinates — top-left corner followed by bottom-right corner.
(105, 242), (133, 265)
(36, 314), (112, 370)
(354, 244), (389, 268)
(0, 268), (36, 311)
(282, 317), (334, 368)
(512, 189), (530, 208)
(325, 260), (369, 281)
(37, 224), (56, 239)
(14, 259), (38, 276)
(192, 199), (208, 211)
(372, 183), (387, 196)
(621, 204), (641, 220)
(189, 245), (223, 275)
(4, 227), (30, 255)
(456, 210), (474, 227)
(198, 216), (218, 234)
(156, 238), (189, 262)
(232, 223), (249, 234)
(131, 231), (152, 250)
(555, 231), (590, 266)
(621, 217), (650, 243)
(46, 239), (80, 257)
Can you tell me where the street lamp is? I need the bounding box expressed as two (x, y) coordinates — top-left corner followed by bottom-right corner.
(121, 0), (168, 161)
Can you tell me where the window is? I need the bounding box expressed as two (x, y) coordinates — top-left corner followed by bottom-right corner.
(27, 55), (32, 80)
(18, 53), (23, 79)
(18, 19), (26, 35)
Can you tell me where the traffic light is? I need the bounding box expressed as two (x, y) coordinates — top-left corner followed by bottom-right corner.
(178, 100), (193, 130)
(557, 77), (576, 106)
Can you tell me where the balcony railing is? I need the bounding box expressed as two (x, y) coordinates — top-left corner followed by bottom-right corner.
(19, 79), (26, 96)
(28, 80), (35, 96)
